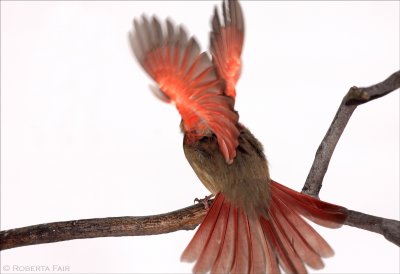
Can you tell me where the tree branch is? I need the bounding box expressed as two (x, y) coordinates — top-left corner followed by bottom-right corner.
(345, 210), (400, 246)
(302, 70), (400, 197)
(1, 202), (399, 250)
(1, 202), (208, 251)
(1, 71), (399, 251)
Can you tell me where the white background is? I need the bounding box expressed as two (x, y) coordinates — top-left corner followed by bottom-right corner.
(1, 1), (399, 273)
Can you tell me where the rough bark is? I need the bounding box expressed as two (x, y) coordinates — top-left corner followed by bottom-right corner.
(302, 70), (400, 197)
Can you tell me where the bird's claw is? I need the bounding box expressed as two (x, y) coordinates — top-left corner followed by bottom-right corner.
(194, 194), (215, 210)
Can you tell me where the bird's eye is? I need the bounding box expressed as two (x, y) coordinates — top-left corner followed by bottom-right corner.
(199, 136), (209, 143)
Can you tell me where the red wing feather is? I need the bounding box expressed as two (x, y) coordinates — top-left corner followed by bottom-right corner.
(210, 0), (245, 98)
(130, 16), (240, 163)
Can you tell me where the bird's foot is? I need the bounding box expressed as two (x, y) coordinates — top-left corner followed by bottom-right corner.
(194, 194), (215, 210)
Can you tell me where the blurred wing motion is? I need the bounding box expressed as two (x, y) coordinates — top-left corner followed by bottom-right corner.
(129, 16), (240, 163)
(181, 181), (348, 273)
(210, 0), (245, 99)
(130, 2), (348, 274)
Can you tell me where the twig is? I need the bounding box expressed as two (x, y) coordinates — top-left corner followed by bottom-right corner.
(1, 71), (399, 251)
(302, 70), (400, 197)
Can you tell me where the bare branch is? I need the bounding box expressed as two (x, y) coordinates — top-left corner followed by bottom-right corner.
(0, 202), (207, 251)
(345, 71), (400, 106)
(302, 70), (400, 197)
(345, 210), (400, 246)
(1, 202), (399, 250)
(1, 71), (399, 251)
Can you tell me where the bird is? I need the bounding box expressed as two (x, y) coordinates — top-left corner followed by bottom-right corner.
(129, 0), (348, 273)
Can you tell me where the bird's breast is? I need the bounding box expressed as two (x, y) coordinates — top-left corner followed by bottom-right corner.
(183, 124), (272, 212)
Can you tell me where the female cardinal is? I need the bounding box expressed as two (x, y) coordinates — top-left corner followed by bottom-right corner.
(129, 0), (348, 273)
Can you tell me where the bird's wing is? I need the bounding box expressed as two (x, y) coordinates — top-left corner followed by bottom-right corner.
(210, 0), (245, 99)
(129, 16), (239, 163)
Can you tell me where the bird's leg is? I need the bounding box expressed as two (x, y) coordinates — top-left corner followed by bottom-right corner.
(194, 194), (215, 209)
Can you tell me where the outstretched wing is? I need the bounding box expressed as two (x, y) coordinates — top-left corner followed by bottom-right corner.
(129, 16), (240, 163)
(210, 0), (245, 99)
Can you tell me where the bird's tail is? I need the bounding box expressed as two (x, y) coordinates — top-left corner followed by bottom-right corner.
(181, 180), (348, 273)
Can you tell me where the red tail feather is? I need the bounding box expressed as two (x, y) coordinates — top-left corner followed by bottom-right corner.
(182, 181), (348, 273)
(270, 180), (348, 228)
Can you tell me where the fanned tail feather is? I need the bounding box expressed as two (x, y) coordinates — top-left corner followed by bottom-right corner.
(270, 180), (348, 228)
(182, 182), (347, 274)
(182, 194), (280, 273)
